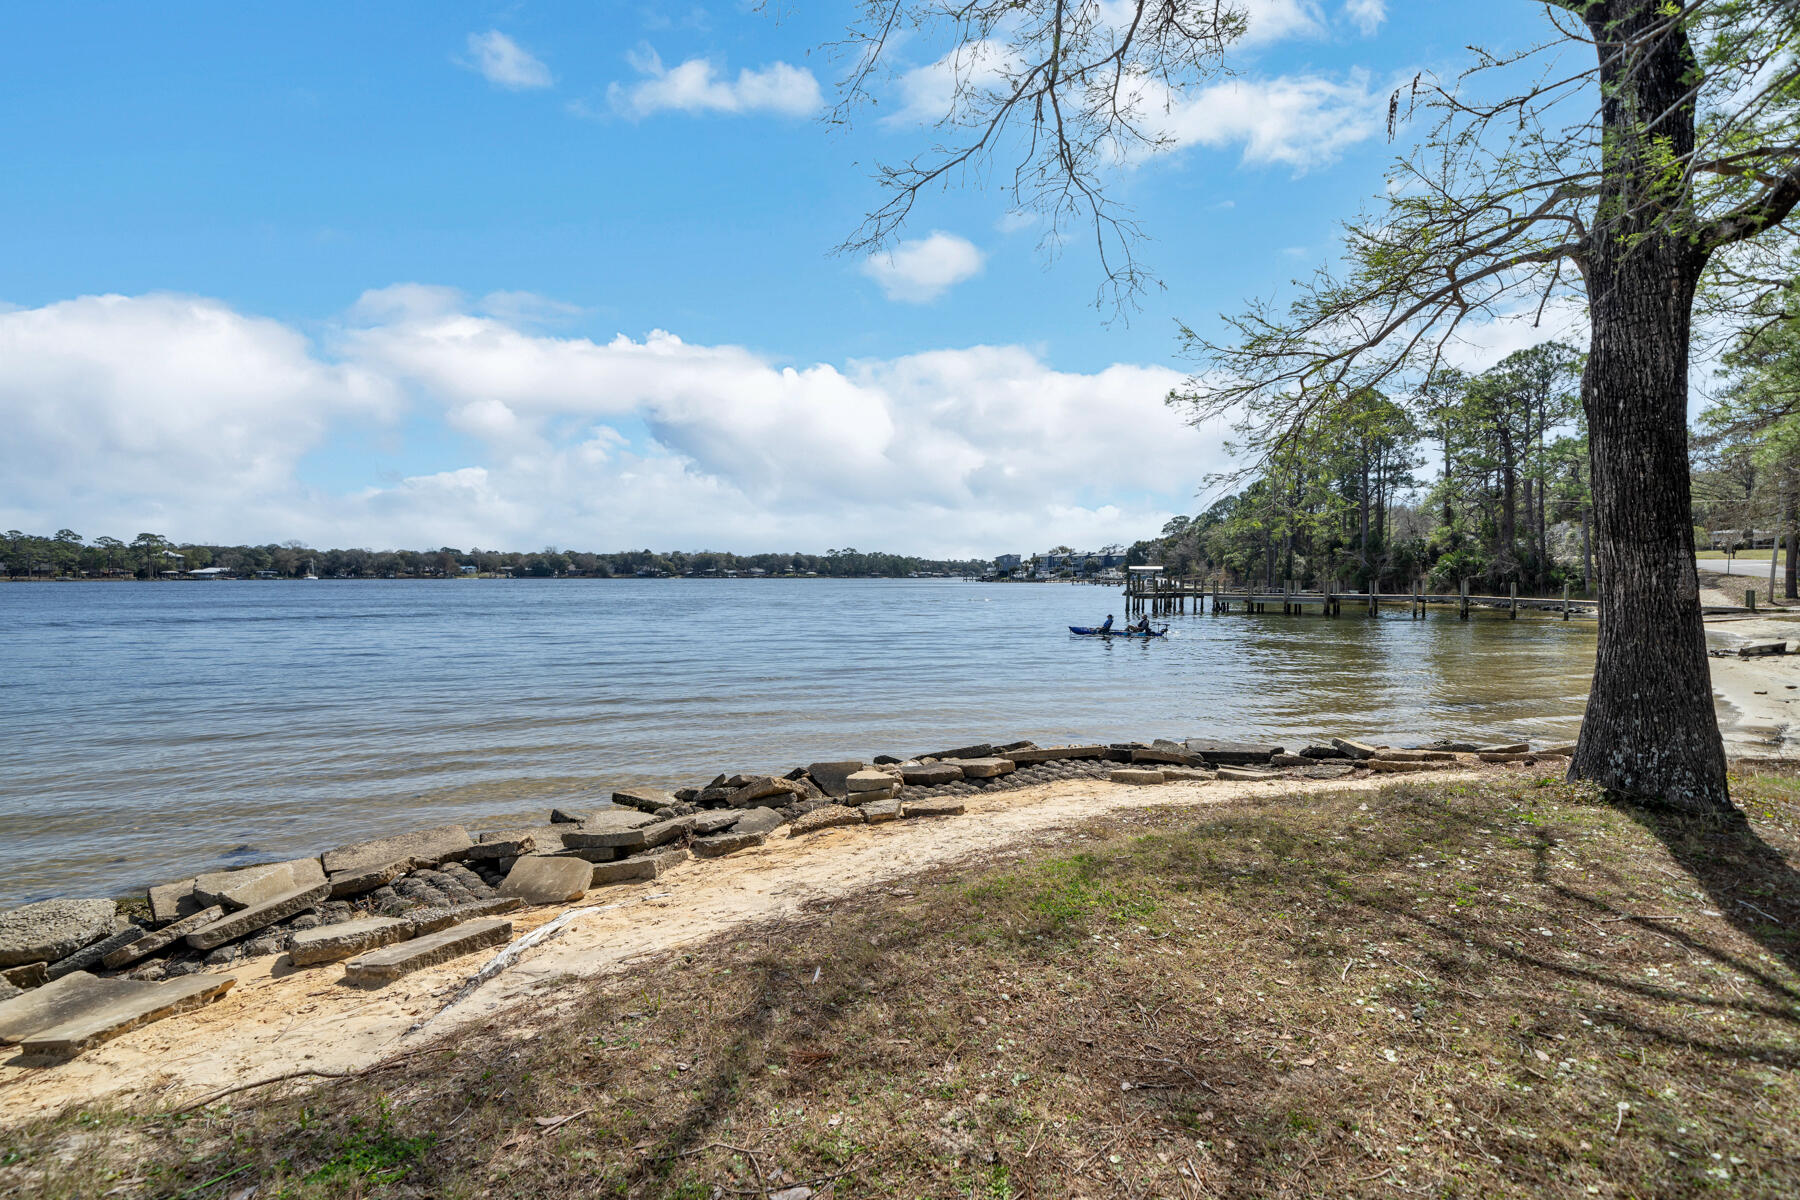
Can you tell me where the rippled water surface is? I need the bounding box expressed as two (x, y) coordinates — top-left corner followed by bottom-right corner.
(0, 579), (1595, 904)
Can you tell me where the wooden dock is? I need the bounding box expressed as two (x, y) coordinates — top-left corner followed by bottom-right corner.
(1124, 575), (1598, 620)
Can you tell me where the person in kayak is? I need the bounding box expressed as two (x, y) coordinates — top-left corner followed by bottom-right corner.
(1099, 614), (1115, 632)
(1129, 616), (1153, 634)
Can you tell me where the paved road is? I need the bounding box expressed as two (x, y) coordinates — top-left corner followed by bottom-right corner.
(1702, 557), (1788, 578)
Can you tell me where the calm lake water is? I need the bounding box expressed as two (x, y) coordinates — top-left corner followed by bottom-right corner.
(0, 579), (1596, 906)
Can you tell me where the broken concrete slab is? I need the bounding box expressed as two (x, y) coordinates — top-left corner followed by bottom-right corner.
(925, 743), (993, 760)
(1477, 743), (1530, 754)
(589, 848), (690, 887)
(497, 856), (590, 904)
(342, 918), (513, 987)
(101, 906), (226, 970)
(862, 799), (902, 823)
(1216, 767), (1279, 781)
(1329, 738), (1378, 760)
(17, 973), (236, 1059)
(1367, 759), (1432, 773)
(1185, 739), (1283, 764)
(690, 809), (742, 835)
(1478, 751), (1538, 763)
(405, 897), (523, 937)
(0, 973), (133, 1044)
(289, 916), (416, 967)
(548, 807), (590, 824)
(468, 833), (538, 860)
(193, 858), (326, 911)
(185, 883), (331, 951)
(845, 769), (897, 793)
(1132, 748), (1206, 767)
(2, 963), (48, 990)
(845, 784), (899, 803)
(0, 979), (16, 1002)
(563, 813), (693, 851)
(575, 810), (658, 839)
(1162, 767), (1217, 782)
(0, 899), (119, 969)
(729, 807), (785, 838)
(46, 925), (147, 980)
(148, 879), (203, 924)
(1110, 768), (1165, 784)
(691, 830), (768, 858)
(726, 776), (802, 807)
(1739, 640), (1791, 657)
(788, 806), (866, 836)
(904, 796), (965, 817)
(1005, 745), (1103, 764)
(900, 762), (963, 785)
(806, 761), (865, 798)
(957, 757), (1016, 779)
(612, 786), (683, 813)
(322, 824), (473, 876)
(326, 860), (411, 898)
(547, 845), (621, 864)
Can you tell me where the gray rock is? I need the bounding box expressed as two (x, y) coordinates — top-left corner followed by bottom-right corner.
(193, 858), (327, 911)
(1110, 768), (1165, 784)
(0, 900), (119, 968)
(1271, 753), (1313, 767)
(185, 883), (333, 951)
(322, 824), (473, 876)
(806, 761), (865, 798)
(101, 906), (228, 970)
(0, 978), (18, 1001)
(1131, 747), (1207, 767)
(1299, 744), (1348, 759)
(288, 913), (321, 932)
(46, 925), (147, 980)
(862, 799), (902, 823)
(204, 946), (241, 967)
(548, 807), (590, 823)
(239, 934), (283, 958)
(497, 856), (591, 904)
(342, 918), (513, 987)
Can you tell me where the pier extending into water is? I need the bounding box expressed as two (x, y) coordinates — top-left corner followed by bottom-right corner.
(1124, 574), (1597, 620)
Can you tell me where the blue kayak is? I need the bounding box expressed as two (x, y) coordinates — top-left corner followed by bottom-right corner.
(1069, 625), (1167, 638)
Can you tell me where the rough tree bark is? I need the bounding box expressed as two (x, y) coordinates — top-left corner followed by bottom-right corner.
(1567, 1), (1729, 810)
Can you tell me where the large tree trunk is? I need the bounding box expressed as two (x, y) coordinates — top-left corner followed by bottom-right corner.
(1568, 0), (1729, 812)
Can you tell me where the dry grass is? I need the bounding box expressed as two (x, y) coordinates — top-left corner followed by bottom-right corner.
(5, 766), (1800, 1198)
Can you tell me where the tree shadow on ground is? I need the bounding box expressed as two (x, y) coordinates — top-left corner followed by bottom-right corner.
(1624, 800), (1800, 978)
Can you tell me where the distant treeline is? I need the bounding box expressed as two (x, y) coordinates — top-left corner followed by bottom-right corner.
(0, 531), (988, 580)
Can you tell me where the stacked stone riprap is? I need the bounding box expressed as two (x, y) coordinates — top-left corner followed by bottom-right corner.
(0, 729), (1522, 1059)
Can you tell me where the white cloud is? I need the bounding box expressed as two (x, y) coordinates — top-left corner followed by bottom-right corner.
(607, 47), (821, 118)
(0, 289), (1230, 555)
(462, 31), (553, 91)
(1159, 71), (1385, 169)
(0, 294), (397, 535)
(861, 232), (987, 303)
(1234, 0), (1327, 46)
(1340, 0), (1387, 35)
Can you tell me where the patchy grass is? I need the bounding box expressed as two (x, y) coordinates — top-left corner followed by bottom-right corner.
(5, 767), (1800, 1198)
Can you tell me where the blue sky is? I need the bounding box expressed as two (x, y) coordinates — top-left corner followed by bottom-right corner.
(0, 2), (1544, 556)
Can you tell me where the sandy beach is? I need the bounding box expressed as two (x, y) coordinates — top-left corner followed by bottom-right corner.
(0, 766), (1491, 1128)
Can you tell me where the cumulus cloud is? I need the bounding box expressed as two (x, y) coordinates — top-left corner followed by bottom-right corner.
(1234, 0), (1327, 46)
(861, 232), (987, 303)
(462, 31), (554, 90)
(0, 293), (397, 534)
(0, 289), (1228, 555)
(607, 46), (821, 118)
(1340, 0), (1387, 35)
(1158, 71), (1386, 169)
